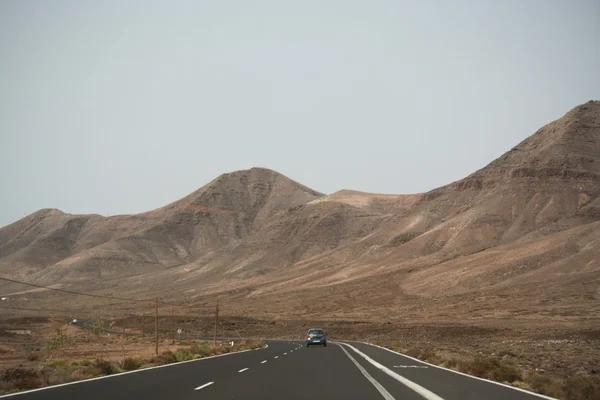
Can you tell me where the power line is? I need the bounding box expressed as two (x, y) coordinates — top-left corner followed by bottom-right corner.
(0, 276), (154, 303)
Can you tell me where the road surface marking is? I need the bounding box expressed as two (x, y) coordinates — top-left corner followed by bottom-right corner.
(238, 368), (249, 373)
(284, 353), (287, 355)
(274, 356), (279, 359)
(0, 347), (257, 399)
(360, 342), (557, 400)
(338, 343), (445, 400)
(261, 360), (267, 364)
(394, 365), (428, 369)
(338, 345), (395, 400)
(194, 382), (214, 391)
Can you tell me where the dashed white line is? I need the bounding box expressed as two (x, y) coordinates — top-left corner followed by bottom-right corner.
(284, 353), (287, 355)
(261, 360), (267, 364)
(194, 382), (214, 391)
(274, 356), (279, 359)
(238, 368), (249, 373)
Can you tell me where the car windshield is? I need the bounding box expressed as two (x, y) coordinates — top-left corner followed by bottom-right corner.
(308, 329), (324, 335)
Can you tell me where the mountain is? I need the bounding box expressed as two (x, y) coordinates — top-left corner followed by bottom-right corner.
(1, 101), (599, 324)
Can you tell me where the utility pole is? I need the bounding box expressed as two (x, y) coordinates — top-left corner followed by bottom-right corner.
(154, 298), (159, 356)
(213, 300), (219, 347)
(171, 307), (175, 345)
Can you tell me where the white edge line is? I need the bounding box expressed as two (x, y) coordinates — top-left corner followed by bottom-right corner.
(238, 368), (249, 373)
(194, 382), (214, 391)
(337, 344), (395, 400)
(0, 347), (261, 399)
(356, 341), (557, 400)
(335, 342), (444, 400)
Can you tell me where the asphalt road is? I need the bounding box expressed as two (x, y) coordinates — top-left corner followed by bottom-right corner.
(1, 340), (555, 400)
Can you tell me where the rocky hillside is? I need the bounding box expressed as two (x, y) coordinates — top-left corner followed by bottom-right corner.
(1, 101), (599, 323)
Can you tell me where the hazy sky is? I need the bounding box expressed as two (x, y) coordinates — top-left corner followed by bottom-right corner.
(1, 0), (599, 226)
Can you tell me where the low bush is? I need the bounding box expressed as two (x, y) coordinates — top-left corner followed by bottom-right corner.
(2, 368), (38, 382)
(94, 359), (117, 375)
(12, 377), (42, 390)
(404, 348), (421, 358)
(121, 357), (142, 371)
(458, 357), (522, 383)
(442, 358), (458, 369)
(1, 368), (43, 392)
(150, 351), (176, 365)
(562, 374), (600, 400)
(419, 348), (440, 363)
(526, 373), (561, 397)
(174, 349), (194, 362)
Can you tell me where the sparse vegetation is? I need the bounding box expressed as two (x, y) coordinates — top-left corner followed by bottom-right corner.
(561, 374), (600, 400)
(0, 338), (266, 395)
(1, 368), (43, 393)
(457, 357), (523, 383)
(384, 342), (600, 399)
(120, 357), (142, 371)
(94, 358), (117, 375)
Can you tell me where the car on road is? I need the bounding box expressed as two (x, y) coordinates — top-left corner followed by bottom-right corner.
(306, 328), (327, 347)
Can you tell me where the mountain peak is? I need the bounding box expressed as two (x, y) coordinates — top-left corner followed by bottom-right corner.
(462, 100), (600, 184)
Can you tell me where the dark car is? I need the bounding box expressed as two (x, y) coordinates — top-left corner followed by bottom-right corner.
(306, 328), (327, 347)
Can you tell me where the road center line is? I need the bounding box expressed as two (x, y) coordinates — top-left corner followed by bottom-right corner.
(261, 360), (267, 364)
(337, 343), (445, 400)
(274, 356), (279, 359)
(194, 382), (214, 391)
(337, 344), (395, 400)
(284, 353), (287, 355)
(238, 368), (249, 373)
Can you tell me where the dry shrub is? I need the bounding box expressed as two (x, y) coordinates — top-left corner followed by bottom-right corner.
(562, 374), (600, 400)
(2, 368), (38, 382)
(526, 373), (562, 397)
(442, 358), (458, 369)
(404, 348), (421, 358)
(121, 357), (142, 371)
(419, 348), (440, 363)
(150, 351), (176, 365)
(174, 349), (194, 362)
(458, 357), (523, 383)
(189, 343), (212, 356)
(13, 377), (42, 390)
(1, 368), (42, 392)
(70, 367), (101, 380)
(93, 359), (117, 375)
